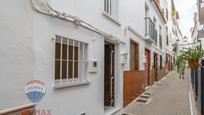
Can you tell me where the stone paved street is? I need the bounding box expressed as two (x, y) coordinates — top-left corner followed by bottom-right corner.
(116, 71), (191, 115)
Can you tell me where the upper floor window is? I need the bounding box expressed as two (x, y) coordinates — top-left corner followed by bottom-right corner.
(153, 17), (157, 24)
(166, 35), (169, 46)
(104, 0), (119, 18)
(159, 26), (162, 35)
(145, 3), (150, 18)
(166, 8), (169, 20)
(54, 36), (88, 85)
(160, 55), (163, 70)
(159, 26), (162, 48)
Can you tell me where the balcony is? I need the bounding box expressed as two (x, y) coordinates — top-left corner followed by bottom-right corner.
(145, 17), (157, 44)
(198, 0), (204, 24)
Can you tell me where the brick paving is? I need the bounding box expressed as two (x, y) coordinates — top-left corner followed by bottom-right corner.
(116, 71), (191, 115)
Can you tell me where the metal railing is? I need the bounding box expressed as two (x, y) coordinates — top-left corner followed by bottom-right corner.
(145, 17), (157, 43)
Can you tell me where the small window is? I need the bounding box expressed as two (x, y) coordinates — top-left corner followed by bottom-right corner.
(159, 35), (162, 48)
(166, 8), (168, 20)
(166, 54), (168, 63)
(159, 26), (162, 48)
(54, 36), (88, 84)
(104, 0), (119, 18)
(166, 35), (169, 46)
(159, 26), (162, 34)
(160, 55), (162, 70)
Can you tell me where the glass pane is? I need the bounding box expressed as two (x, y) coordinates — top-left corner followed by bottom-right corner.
(62, 61), (67, 79)
(74, 62), (78, 78)
(55, 60), (60, 80)
(75, 47), (78, 60)
(69, 45), (73, 60)
(62, 44), (67, 59)
(68, 61), (73, 78)
(55, 43), (61, 59)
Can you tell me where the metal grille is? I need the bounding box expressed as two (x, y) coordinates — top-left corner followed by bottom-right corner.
(54, 35), (88, 84)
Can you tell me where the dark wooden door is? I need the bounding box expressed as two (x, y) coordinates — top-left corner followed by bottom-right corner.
(154, 53), (158, 81)
(104, 43), (115, 106)
(123, 71), (145, 107)
(145, 49), (151, 86)
(130, 40), (139, 70)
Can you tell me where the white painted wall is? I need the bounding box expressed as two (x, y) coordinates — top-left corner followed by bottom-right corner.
(144, 0), (166, 68)
(0, 0), (124, 114)
(32, 11), (106, 115)
(0, 0), (34, 110)
(119, 0), (146, 71)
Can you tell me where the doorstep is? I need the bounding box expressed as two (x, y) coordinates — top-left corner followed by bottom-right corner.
(104, 107), (121, 115)
(145, 86), (151, 91)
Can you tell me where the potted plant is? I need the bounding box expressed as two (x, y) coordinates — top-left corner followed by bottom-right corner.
(187, 49), (200, 69)
(175, 45), (204, 77)
(175, 52), (186, 78)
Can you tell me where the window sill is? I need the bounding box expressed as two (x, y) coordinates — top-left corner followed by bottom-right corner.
(53, 80), (91, 89)
(102, 12), (121, 26)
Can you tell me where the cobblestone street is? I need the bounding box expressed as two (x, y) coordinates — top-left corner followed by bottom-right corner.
(116, 71), (191, 115)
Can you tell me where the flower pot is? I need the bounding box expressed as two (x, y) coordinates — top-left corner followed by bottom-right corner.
(188, 59), (199, 69)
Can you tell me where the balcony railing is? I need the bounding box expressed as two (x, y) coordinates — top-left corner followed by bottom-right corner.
(145, 17), (157, 43)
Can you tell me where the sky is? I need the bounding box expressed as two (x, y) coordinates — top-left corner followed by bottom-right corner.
(174, 0), (197, 40)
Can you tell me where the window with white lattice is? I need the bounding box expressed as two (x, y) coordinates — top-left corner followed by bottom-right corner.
(54, 35), (88, 85)
(104, 0), (119, 18)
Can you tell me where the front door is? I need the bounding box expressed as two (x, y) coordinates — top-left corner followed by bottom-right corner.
(145, 49), (151, 86)
(154, 53), (158, 81)
(123, 40), (142, 107)
(104, 42), (115, 107)
(130, 40), (139, 70)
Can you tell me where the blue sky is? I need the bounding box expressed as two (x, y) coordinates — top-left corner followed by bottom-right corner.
(174, 0), (197, 39)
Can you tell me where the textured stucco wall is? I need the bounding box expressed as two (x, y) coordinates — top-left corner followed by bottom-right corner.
(0, 0), (34, 110)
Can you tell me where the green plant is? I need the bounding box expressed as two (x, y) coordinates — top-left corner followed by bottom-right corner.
(175, 45), (204, 77)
